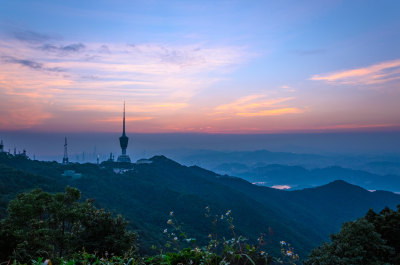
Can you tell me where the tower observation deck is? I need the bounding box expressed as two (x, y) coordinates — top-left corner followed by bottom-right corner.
(117, 102), (131, 163)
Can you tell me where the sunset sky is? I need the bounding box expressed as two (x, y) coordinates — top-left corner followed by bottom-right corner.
(1, 0), (400, 133)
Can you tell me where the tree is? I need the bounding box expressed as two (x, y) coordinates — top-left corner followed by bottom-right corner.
(0, 187), (137, 263)
(365, 206), (400, 264)
(304, 218), (394, 265)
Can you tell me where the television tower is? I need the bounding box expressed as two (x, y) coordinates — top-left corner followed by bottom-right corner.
(0, 140), (4, 152)
(63, 137), (69, 164)
(117, 101), (131, 163)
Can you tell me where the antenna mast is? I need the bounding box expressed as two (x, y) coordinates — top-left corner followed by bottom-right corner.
(63, 137), (69, 164)
(123, 101), (126, 136)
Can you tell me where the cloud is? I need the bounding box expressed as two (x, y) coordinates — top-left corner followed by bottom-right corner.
(0, 32), (250, 130)
(66, 102), (188, 113)
(2, 56), (64, 72)
(2, 56), (42, 69)
(97, 116), (154, 122)
(125, 43), (247, 72)
(310, 59), (400, 85)
(41, 43), (86, 53)
(281, 85), (296, 92)
(97, 45), (111, 54)
(215, 95), (303, 117)
(214, 95), (303, 118)
(11, 30), (54, 43)
(237, 108), (303, 117)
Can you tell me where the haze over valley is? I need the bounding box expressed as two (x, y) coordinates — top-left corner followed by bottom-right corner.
(2, 131), (400, 193)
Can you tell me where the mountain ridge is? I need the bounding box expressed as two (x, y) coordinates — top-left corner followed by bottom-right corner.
(0, 153), (399, 257)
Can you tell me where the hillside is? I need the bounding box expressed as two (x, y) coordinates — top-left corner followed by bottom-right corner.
(0, 152), (399, 258)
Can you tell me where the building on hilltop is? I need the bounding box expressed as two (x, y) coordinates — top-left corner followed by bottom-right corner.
(21, 149), (27, 158)
(62, 170), (82, 179)
(0, 140), (4, 152)
(136, 158), (152, 164)
(117, 102), (131, 163)
(13, 148), (29, 159)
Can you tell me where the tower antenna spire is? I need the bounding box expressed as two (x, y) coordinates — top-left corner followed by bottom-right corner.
(123, 100), (126, 136)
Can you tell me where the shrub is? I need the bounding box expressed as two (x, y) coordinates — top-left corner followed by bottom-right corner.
(0, 188), (137, 263)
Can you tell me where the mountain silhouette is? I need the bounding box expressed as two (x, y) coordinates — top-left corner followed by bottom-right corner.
(0, 153), (399, 257)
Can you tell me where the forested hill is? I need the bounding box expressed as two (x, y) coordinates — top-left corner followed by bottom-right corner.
(0, 152), (399, 257)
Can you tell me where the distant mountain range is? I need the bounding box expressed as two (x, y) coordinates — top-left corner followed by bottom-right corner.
(0, 153), (399, 258)
(168, 149), (400, 192)
(216, 163), (400, 192)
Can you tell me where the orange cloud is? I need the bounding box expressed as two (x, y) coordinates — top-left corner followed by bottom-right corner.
(61, 101), (188, 115)
(310, 58), (400, 85)
(214, 94), (303, 118)
(97, 116), (154, 122)
(215, 95), (290, 112)
(237, 107), (303, 117)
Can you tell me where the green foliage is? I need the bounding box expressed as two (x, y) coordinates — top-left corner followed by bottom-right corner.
(0, 162), (65, 218)
(0, 187), (137, 263)
(304, 207), (400, 265)
(365, 206), (400, 264)
(145, 209), (273, 265)
(1, 202), (287, 265)
(64, 250), (136, 265)
(144, 248), (220, 265)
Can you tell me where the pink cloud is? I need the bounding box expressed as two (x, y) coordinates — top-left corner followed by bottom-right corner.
(214, 95), (303, 117)
(0, 37), (249, 130)
(96, 117), (154, 122)
(310, 59), (400, 85)
(237, 107), (303, 117)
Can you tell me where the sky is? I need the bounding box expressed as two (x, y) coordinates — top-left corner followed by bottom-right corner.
(1, 0), (400, 134)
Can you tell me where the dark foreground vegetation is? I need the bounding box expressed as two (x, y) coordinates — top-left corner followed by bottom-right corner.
(0, 188), (136, 262)
(0, 188), (295, 265)
(0, 153), (400, 264)
(305, 206), (400, 264)
(1, 188), (400, 265)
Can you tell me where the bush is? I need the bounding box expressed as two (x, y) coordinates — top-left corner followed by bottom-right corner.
(304, 206), (400, 265)
(0, 187), (137, 263)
